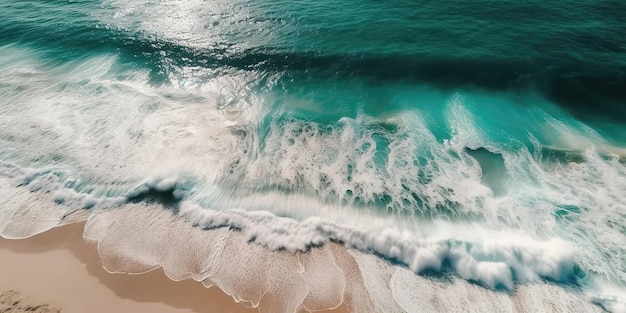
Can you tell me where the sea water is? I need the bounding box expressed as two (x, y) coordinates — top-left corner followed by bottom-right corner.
(1, 0), (625, 312)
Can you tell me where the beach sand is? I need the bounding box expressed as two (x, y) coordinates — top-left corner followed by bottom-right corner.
(0, 223), (349, 313)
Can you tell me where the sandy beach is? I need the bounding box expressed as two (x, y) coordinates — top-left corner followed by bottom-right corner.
(0, 223), (348, 313)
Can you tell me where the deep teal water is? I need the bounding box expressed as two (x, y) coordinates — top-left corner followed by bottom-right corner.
(2, 0), (624, 124)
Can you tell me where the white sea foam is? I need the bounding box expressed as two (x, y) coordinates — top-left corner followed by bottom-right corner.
(0, 159), (621, 312)
(1, 45), (626, 312)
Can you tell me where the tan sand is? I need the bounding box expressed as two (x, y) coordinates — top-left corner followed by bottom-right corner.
(0, 290), (61, 313)
(0, 223), (348, 313)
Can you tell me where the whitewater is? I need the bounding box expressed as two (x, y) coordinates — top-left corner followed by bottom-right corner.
(1, 0), (625, 312)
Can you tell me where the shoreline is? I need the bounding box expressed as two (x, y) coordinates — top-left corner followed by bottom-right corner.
(1, 209), (612, 313)
(1, 222), (349, 313)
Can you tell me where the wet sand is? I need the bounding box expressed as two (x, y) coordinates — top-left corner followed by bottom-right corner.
(0, 223), (348, 313)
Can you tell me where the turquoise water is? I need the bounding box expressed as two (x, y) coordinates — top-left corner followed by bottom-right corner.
(1, 0), (625, 312)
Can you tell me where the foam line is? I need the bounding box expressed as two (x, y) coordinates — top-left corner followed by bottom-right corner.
(179, 201), (581, 290)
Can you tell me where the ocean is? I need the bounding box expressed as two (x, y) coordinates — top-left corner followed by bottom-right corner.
(0, 0), (625, 311)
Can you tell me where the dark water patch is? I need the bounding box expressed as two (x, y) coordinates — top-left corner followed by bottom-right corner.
(554, 204), (583, 223)
(465, 148), (509, 197)
(416, 259), (457, 284)
(125, 184), (183, 211)
(543, 73), (626, 124)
